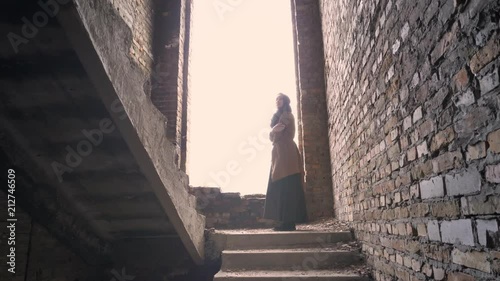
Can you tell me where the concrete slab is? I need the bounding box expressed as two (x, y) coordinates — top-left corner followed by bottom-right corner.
(214, 270), (371, 280)
(211, 229), (368, 279)
(214, 231), (353, 250)
(221, 249), (364, 271)
(56, 2), (205, 264)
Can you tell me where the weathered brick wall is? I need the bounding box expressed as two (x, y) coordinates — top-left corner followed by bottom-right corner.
(0, 192), (104, 281)
(111, 0), (190, 170)
(24, 224), (105, 281)
(291, 0), (334, 220)
(111, 0), (154, 73)
(184, 0), (194, 174)
(189, 187), (275, 229)
(179, 0), (193, 172)
(319, 0), (500, 279)
(150, 0), (190, 169)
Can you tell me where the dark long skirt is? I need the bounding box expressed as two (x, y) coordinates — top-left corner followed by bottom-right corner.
(263, 172), (308, 223)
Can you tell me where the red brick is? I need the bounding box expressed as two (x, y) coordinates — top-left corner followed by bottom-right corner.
(430, 200), (460, 218)
(470, 36), (500, 74)
(488, 129), (500, 154)
(452, 67), (471, 92)
(432, 150), (463, 173)
(486, 164), (500, 183)
(446, 272), (475, 281)
(418, 119), (435, 138)
(431, 126), (455, 152)
(466, 141), (486, 161)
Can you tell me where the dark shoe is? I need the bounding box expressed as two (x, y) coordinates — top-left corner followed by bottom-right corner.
(273, 222), (296, 231)
(282, 222), (296, 231)
(273, 223), (285, 231)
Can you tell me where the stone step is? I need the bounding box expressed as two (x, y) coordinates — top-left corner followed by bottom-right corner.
(213, 231), (353, 250)
(221, 248), (364, 271)
(214, 269), (370, 281)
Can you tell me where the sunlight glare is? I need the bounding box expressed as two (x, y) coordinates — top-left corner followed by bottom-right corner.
(188, 0), (297, 195)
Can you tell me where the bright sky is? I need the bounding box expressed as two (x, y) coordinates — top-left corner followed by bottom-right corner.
(188, 0), (297, 195)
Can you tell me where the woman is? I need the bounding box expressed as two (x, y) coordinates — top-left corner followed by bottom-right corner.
(263, 93), (308, 231)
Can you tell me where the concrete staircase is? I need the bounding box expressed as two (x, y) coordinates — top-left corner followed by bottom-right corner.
(213, 230), (371, 280)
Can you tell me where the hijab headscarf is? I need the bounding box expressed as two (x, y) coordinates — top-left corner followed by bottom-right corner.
(271, 93), (292, 128)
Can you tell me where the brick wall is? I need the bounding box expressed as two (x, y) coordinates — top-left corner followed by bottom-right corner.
(189, 187), (275, 229)
(150, 0), (181, 164)
(291, 0), (334, 220)
(180, 0), (193, 172)
(111, 0), (154, 73)
(317, 0), (500, 279)
(24, 224), (105, 281)
(0, 192), (104, 281)
(150, 0), (189, 169)
(111, 0), (190, 170)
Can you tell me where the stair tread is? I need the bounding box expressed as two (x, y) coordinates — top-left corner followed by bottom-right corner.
(223, 248), (359, 253)
(216, 230), (352, 235)
(215, 269), (368, 277)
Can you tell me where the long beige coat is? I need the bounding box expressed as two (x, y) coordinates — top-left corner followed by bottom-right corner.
(269, 112), (302, 182)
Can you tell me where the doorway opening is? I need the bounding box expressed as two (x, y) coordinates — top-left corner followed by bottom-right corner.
(187, 0), (298, 195)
